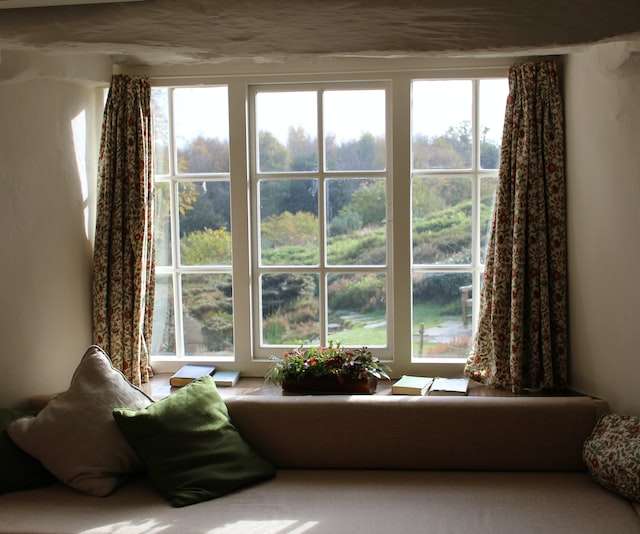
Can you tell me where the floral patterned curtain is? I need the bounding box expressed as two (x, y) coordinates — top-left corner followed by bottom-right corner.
(465, 61), (568, 391)
(93, 75), (155, 385)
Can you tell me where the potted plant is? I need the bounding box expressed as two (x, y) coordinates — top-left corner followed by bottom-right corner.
(266, 343), (390, 394)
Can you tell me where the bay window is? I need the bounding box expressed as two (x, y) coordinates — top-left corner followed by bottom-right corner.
(147, 71), (508, 374)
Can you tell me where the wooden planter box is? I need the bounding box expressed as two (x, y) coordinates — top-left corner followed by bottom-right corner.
(281, 375), (378, 395)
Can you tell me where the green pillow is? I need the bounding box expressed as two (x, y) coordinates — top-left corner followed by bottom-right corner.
(113, 377), (275, 507)
(0, 409), (56, 494)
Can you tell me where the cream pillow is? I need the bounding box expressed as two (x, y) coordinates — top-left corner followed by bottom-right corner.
(8, 345), (153, 496)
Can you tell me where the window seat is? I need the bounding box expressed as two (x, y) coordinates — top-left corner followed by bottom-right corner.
(146, 376), (605, 472)
(7, 378), (637, 534)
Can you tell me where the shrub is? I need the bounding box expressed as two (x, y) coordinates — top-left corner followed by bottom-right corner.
(261, 211), (318, 248)
(180, 228), (232, 265)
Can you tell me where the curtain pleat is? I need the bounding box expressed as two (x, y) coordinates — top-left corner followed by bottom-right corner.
(93, 74), (155, 385)
(465, 60), (568, 391)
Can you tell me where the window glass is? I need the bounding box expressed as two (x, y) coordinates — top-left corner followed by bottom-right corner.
(412, 176), (472, 265)
(412, 272), (473, 358)
(174, 87), (229, 173)
(324, 89), (385, 171)
(182, 274), (233, 355)
(259, 179), (319, 266)
(480, 79), (509, 169)
(151, 88), (170, 175)
(326, 178), (386, 266)
(261, 273), (320, 345)
(256, 91), (318, 173)
(154, 182), (172, 266)
(151, 274), (175, 355)
(179, 181), (231, 266)
(327, 273), (386, 346)
(412, 80), (472, 170)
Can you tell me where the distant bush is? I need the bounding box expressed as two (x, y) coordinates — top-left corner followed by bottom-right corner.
(329, 274), (385, 312)
(180, 228), (232, 265)
(261, 211), (318, 249)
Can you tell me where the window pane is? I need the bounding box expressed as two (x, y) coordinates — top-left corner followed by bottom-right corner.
(324, 90), (385, 171)
(256, 91), (318, 172)
(259, 179), (319, 266)
(412, 176), (472, 265)
(480, 78), (509, 170)
(151, 274), (175, 355)
(412, 272), (472, 358)
(481, 176), (498, 264)
(179, 181), (231, 266)
(412, 80), (472, 170)
(154, 182), (172, 267)
(261, 273), (319, 345)
(182, 273), (233, 355)
(326, 178), (386, 266)
(328, 273), (386, 346)
(151, 88), (170, 176)
(174, 87), (229, 173)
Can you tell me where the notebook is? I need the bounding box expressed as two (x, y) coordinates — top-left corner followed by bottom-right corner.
(391, 376), (433, 396)
(429, 377), (469, 396)
(169, 365), (216, 388)
(213, 371), (240, 387)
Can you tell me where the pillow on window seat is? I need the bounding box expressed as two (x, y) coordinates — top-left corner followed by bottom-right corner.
(7, 346), (153, 497)
(583, 414), (640, 503)
(113, 377), (276, 507)
(0, 408), (56, 494)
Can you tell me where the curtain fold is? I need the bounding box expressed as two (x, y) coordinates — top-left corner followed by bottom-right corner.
(93, 74), (155, 385)
(465, 60), (568, 391)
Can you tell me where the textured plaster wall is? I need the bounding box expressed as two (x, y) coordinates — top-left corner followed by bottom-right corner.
(565, 41), (640, 415)
(0, 0), (638, 65)
(0, 51), (110, 405)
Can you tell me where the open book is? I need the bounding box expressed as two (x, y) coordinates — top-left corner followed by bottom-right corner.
(429, 377), (469, 396)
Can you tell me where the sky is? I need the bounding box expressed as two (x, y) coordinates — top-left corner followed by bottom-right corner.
(154, 79), (509, 149)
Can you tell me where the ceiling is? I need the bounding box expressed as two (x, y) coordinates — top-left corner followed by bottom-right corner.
(0, 0), (639, 66)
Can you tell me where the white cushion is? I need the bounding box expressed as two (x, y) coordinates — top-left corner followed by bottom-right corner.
(8, 346), (153, 496)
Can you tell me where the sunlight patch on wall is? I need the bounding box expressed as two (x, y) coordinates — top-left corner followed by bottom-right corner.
(71, 109), (90, 239)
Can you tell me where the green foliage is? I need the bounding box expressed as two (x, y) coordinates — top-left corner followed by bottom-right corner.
(325, 132), (385, 170)
(329, 274), (385, 313)
(265, 343), (390, 384)
(180, 228), (232, 265)
(177, 136), (229, 174)
(413, 122), (472, 169)
(181, 275), (233, 353)
(261, 211), (318, 249)
(159, 120), (500, 351)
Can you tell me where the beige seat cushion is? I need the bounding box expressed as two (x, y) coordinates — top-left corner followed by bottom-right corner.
(8, 346), (153, 497)
(0, 471), (638, 533)
(226, 395), (601, 471)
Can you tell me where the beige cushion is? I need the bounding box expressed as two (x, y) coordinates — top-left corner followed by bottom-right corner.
(0, 471), (638, 534)
(8, 346), (153, 496)
(226, 395), (602, 471)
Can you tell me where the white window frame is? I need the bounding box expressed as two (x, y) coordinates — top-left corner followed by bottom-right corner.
(248, 81), (394, 360)
(138, 63), (510, 376)
(153, 84), (235, 363)
(410, 79), (500, 364)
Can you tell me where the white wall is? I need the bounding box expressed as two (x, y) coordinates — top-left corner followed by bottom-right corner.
(0, 51), (110, 405)
(565, 41), (640, 415)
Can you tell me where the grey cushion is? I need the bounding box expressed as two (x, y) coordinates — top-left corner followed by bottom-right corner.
(8, 346), (153, 496)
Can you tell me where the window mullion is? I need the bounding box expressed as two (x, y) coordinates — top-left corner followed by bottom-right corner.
(392, 74), (413, 372)
(166, 88), (185, 359)
(472, 79), (481, 335)
(228, 79), (253, 366)
(317, 89), (327, 347)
